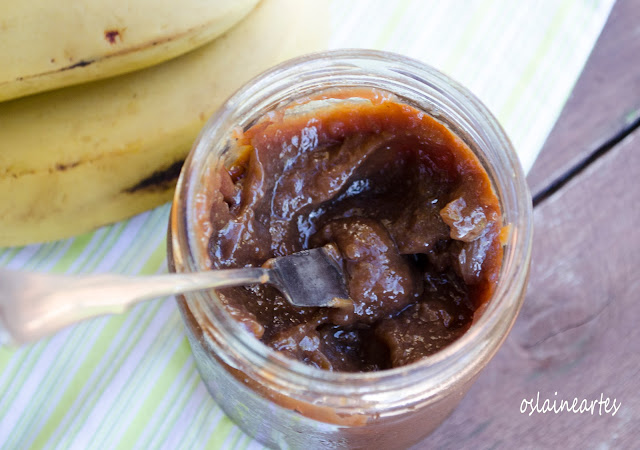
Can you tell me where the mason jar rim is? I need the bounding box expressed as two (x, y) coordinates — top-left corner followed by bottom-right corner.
(170, 49), (533, 400)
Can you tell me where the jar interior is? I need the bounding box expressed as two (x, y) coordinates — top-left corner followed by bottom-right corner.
(173, 50), (532, 413)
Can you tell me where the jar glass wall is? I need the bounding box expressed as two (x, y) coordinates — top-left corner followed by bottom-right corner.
(168, 49), (533, 449)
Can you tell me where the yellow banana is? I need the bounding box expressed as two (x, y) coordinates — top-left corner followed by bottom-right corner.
(0, 0), (328, 246)
(0, 0), (259, 102)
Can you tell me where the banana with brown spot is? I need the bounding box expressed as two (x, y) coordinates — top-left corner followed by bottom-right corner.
(0, 0), (259, 101)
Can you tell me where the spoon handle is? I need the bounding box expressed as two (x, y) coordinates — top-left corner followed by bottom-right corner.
(0, 268), (269, 346)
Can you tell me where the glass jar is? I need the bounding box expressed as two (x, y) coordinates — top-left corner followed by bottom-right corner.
(168, 49), (533, 449)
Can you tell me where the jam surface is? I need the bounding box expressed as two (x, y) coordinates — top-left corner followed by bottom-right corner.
(204, 88), (503, 371)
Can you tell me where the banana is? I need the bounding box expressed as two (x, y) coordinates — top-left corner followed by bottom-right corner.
(0, 0), (328, 247)
(0, 0), (260, 102)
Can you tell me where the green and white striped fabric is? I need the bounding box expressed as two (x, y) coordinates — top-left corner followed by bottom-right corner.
(0, 0), (614, 448)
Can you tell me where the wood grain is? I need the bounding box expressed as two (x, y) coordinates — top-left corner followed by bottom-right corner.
(420, 125), (640, 449)
(526, 0), (640, 198)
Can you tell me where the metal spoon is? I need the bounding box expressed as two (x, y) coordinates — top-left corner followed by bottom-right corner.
(0, 247), (350, 346)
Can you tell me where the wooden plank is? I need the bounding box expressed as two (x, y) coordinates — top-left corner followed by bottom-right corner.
(527, 0), (640, 198)
(422, 127), (640, 448)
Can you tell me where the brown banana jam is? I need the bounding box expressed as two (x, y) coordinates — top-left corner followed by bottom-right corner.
(204, 88), (503, 372)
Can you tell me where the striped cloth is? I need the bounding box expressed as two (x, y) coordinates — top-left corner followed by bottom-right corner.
(0, 1), (614, 448)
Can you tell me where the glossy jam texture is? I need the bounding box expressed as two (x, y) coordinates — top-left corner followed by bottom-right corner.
(204, 88), (503, 371)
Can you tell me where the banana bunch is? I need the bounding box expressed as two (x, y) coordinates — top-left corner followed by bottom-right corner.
(0, 0), (328, 246)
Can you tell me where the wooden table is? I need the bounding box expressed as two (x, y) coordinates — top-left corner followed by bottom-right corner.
(423, 0), (640, 447)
